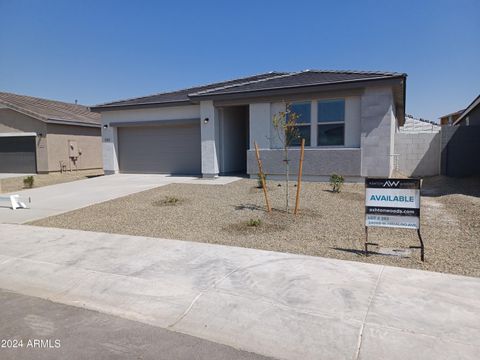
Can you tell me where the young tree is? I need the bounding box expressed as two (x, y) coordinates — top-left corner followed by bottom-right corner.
(272, 104), (301, 213)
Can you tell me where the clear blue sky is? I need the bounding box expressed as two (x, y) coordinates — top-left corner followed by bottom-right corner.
(1, 0), (479, 121)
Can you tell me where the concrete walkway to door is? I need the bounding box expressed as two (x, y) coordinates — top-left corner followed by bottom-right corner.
(0, 174), (240, 224)
(0, 224), (478, 360)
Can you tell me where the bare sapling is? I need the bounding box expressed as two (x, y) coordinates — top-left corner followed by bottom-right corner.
(272, 104), (301, 213)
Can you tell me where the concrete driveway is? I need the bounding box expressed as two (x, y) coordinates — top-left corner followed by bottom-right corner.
(0, 224), (478, 360)
(0, 174), (240, 224)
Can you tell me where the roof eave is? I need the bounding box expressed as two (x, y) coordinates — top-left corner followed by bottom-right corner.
(0, 100), (100, 127)
(90, 100), (194, 112)
(45, 118), (101, 128)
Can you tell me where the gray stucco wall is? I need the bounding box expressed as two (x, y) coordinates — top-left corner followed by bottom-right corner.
(458, 104), (480, 126)
(359, 87), (396, 177)
(247, 148), (361, 178)
(247, 86), (395, 180)
(441, 126), (480, 176)
(395, 132), (441, 177)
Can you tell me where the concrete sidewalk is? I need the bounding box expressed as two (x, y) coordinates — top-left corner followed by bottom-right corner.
(0, 224), (479, 360)
(0, 174), (240, 224)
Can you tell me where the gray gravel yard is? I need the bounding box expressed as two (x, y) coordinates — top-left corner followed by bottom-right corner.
(30, 177), (480, 277)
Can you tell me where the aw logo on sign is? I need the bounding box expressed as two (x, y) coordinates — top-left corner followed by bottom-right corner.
(383, 180), (400, 187)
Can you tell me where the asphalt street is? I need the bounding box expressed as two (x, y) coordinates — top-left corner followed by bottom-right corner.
(0, 289), (272, 360)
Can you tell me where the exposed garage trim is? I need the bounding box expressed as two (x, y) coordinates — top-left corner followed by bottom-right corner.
(0, 132), (37, 137)
(109, 118), (200, 127)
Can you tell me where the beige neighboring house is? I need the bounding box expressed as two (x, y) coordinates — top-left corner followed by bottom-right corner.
(439, 109), (463, 126)
(0, 92), (102, 173)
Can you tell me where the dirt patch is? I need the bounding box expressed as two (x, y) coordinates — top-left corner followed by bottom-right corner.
(152, 196), (185, 207)
(30, 177), (480, 277)
(0, 169), (104, 194)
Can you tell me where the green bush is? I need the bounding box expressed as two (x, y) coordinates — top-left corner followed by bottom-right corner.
(257, 173), (266, 189)
(164, 196), (180, 205)
(247, 218), (261, 227)
(23, 176), (34, 188)
(330, 174), (344, 193)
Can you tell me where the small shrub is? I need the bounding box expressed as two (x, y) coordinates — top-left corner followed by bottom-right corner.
(23, 176), (34, 188)
(164, 196), (180, 205)
(247, 218), (262, 227)
(256, 173), (267, 189)
(330, 174), (344, 193)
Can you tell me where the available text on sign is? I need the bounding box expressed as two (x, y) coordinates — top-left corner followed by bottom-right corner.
(365, 178), (421, 230)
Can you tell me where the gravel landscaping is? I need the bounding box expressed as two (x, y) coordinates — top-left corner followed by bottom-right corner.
(30, 176), (480, 277)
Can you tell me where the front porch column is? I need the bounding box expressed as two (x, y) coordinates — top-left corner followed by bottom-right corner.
(102, 120), (119, 175)
(360, 87), (395, 177)
(200, 100), (219, 177)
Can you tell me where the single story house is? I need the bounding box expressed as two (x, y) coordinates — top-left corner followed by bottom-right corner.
(0, 92), (102, 173)
(92, 70), (407, 181)
(439, 109), (463, 126)
(440, 94), (480, 177)
(453, 94), (480, 126)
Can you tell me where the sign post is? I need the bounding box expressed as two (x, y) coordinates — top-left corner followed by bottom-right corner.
(364, 178), (424, 261)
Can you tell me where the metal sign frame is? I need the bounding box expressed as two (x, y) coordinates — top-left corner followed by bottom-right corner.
(364, 178), (424, 262)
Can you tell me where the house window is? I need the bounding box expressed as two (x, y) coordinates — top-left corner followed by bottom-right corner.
(288, 102), (311, 146)
(318, 99), (345, 146)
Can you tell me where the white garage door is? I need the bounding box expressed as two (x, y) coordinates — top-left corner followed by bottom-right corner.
(118, 124), (201, 174)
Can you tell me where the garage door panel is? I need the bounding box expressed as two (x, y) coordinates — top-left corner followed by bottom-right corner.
(118, 125), (201, 174)
(0, 136), (36, 173)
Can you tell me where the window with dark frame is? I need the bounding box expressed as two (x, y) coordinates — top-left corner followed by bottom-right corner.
(288, 102), (311, 146)
(318, 99), (345, 146)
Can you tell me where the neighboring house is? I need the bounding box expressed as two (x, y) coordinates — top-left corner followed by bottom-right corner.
(440, 94), (480, 177)
(0, 92), (102, 173)
(92, 70), (407, 180)
(399, 115), (440, 133)
(453, 94), (480, 126)
(439, 109), (463, 126)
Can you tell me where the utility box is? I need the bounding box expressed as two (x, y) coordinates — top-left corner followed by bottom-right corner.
(68, 140), (79, 158)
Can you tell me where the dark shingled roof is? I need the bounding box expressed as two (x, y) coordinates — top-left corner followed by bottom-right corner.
(93, 72), (287, 109)
(92, 70), (405, 110)
(190, 70), (405, 97)
(0, 92), (100, 126)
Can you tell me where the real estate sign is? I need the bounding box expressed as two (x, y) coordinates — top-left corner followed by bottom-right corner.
(365, 178), (421, 230)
